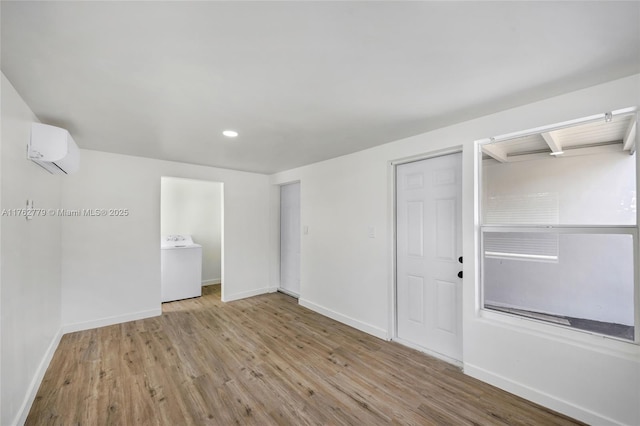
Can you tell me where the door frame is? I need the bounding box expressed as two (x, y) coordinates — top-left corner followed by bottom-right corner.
(388, 146), (463, 366)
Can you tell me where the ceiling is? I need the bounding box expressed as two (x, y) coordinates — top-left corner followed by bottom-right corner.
(2, 1), (639, 174)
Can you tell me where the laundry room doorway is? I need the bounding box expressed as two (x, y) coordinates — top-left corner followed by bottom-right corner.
(160, 177), (224, 302)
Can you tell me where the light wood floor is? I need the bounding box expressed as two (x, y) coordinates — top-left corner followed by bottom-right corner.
(27, 285), (583, 425)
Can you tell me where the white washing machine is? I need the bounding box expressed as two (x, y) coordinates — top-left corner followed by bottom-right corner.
(161, 235), (202, 302)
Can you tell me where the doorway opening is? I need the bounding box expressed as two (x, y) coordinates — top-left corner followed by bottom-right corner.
(160, 177), (224, 303)
(279, 182), (301, 298)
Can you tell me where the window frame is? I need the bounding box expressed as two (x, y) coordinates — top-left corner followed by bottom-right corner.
(476, 107), (639, 345)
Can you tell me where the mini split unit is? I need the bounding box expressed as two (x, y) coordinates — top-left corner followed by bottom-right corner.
(28, 123), (80, 174)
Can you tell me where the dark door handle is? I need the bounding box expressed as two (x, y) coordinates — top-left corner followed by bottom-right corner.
(458, 256), (463, 264)
(458, 271), (463, 278)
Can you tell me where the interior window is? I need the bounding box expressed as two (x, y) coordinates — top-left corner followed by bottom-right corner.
(479, 110), (637, 342)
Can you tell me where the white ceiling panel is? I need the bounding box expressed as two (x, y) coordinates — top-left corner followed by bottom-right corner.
(554, 115), (631, 148)
(482, 112), (636, 162)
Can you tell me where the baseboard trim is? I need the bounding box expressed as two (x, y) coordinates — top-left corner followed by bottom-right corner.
(464, 363), (623, 426)
(62, 308), (162, 334)
(392, 337), (462, 368)
(13, 327), (63, 426)
(202, 278), (221, 286)
(277, 287), (299, 298)
(299, 298), (389, 340)
(222, 287), (271, 302)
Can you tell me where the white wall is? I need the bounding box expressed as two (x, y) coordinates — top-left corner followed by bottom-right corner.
(271, 74), (640, 425)
(1, 74), (63, 426)
(161, 177), (222, 284)
(273, 148), (391, 338)
(483, 151), (636, 325)
(61, 150), (271, 331)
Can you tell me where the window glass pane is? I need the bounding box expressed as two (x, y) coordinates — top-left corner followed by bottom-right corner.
(483, 232), (635, 340)
(481, 115), (636, 225)
(484, 232), (558, 262)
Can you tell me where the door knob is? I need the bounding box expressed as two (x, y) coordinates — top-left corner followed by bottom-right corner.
(458, 271), (463, 278)
(458, 256), (463, 264)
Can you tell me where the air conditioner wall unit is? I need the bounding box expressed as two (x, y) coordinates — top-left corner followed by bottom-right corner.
(28, 123), (80, 174)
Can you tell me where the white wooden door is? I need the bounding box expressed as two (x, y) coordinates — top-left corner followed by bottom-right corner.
(280, 182), (301, 296)
(396, 153), (462, 361)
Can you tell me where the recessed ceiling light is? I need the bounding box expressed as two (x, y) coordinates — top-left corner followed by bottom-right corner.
(222, 130), (238, 138)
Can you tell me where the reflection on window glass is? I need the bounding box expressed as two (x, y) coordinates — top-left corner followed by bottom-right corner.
(482, 114), (636, 226)
(483, 232), (634, 340)
(484, 232), (558, 262)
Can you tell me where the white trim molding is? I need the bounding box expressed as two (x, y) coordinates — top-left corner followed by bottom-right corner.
(299, 298), (389, 341)
(13, 328), (63, 426)
(222, 286), (274, 303)
(62, 308), (161, 334)
(464, 363), (625, 426)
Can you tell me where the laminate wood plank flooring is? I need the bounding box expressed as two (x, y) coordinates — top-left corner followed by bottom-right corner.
(27, 285), (583, 425)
